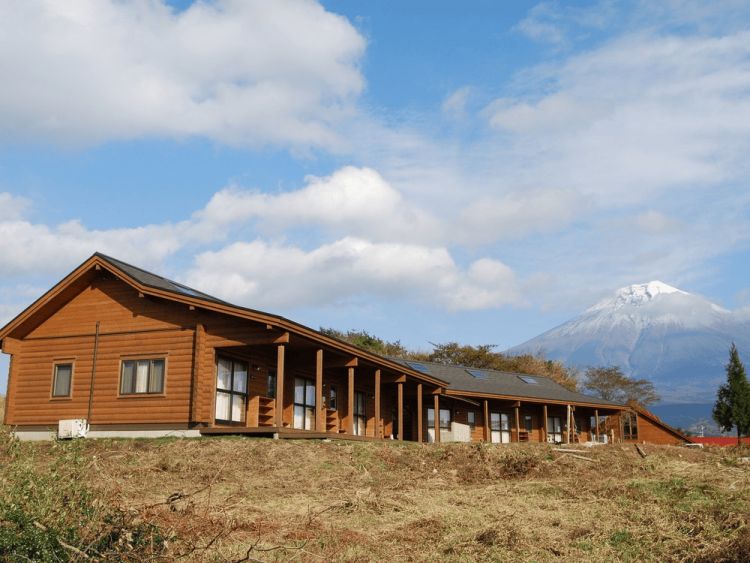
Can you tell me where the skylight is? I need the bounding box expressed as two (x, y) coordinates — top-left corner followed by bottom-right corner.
(466, 369), (488, 380)
(406, 361), (431, 375)
(518, 375), (540, 385)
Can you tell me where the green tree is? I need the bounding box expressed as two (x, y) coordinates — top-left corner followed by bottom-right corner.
(319, 328), (412, 358)
(712, 343), (750, 446)
(582, 366), (659, 406)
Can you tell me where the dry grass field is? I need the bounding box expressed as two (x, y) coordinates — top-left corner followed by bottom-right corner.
(1, 399), (748, 562)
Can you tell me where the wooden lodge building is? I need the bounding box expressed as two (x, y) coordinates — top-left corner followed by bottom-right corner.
(0, 254), (687, 445)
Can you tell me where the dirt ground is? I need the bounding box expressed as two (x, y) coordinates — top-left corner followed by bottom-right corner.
(1, 390), (748, 562)
(11, 434), (748, 562)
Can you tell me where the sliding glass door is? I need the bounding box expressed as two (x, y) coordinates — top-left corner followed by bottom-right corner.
(353, 391), (366, 436)
(547, 416), (563, 443)
(293, 377), (316, 430)
(215, 357), (248, 424)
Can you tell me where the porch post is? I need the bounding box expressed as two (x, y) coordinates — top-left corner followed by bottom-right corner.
(542, 404), (548, 443)
(417, 383), (423, 443)
(515, 403), (521, 442)
(347, 366), (355, 434)
(482, 399), (490, 442)
(594, 409), (599, 442)
(275, 344), (285, 427)
(433, 393), (440, 444)
(397, 381), (404, 441)
(565, 404), (571, 444)
(315, 349), (324, 431)
(375, 369), (381, 438)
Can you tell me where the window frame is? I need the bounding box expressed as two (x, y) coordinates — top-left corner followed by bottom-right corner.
(353, 390), (366, 436)
(427, 408), (452, 430)
(214, 356), (249, 425)
(547, 416), (563, 443)
(118, 356), (167, 397)
(467, 410), (476, 429)
(293, 377), (316, 430)
(622, 412), (638, 440)
(524, 415), (533, 433)
(50, 361), (74, 399)
(266, 368), (277, 399)
(329, 385), (337, 410)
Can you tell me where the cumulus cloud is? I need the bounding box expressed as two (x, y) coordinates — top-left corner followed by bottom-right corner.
(0, 0), (365, 148)
(195, 166), (440, 243)
(0, 219), (185, 276)
(185, 238), (521, 311)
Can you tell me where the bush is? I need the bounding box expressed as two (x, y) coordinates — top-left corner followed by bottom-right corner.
(0, 429), (166, 560)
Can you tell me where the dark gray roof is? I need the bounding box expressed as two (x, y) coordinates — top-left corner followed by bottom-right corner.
(95, 253), (231, 306)
(391, 358), (622, 408)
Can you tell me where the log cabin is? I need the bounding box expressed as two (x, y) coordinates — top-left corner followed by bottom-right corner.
(0, 253), (687, 445)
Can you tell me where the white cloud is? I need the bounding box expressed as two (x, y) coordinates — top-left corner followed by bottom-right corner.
(0, 219), (185, 277)
(0, 193), (30, 221)
(456, 188), (589, 244)
(485, 31), (750, 209)
(186, 237), (521, 311)
(442, 87), (473, 119)
(630, 210), (681, 234)
(0, 0), (365, 148)
(196, 166), (440, 243)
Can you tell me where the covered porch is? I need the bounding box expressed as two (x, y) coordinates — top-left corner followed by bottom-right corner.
(201, 331), (446, 442)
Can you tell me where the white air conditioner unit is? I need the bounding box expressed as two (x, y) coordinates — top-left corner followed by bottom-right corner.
(58, 419), (89, 439)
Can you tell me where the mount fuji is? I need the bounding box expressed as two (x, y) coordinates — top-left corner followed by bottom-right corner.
(508, 281), (750, 405)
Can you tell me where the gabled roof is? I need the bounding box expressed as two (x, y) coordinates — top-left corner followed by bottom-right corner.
(391, 358), (623, 409)
(628, 403), (691, 442)
(0, 253), (447, 387)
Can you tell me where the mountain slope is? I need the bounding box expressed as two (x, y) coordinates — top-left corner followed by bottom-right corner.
(508, 281), (750, 403)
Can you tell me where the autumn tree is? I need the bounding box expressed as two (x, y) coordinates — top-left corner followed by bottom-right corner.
(713, 343), (750, 446)
(582, 366), (659, 406)
(319, 331), (580, 391)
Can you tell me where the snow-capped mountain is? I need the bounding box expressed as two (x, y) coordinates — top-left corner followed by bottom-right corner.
(508, 281), (750, 403)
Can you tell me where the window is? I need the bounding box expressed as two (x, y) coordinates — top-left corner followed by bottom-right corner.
(466, 369), (488, 380)
(489, 413), (500, 431)
(120, 359), (165, 395)
(267, 369), (277, 399)
(427, 408), (452, 430)
(353, 391), (366, 436)
(622, 412), (638, 440)
(293, 378), (316, 430)
(405, 361), (431, 375)
(329, 386), (337, 410)
(52, 363), (73, 397)
(214, 357), (248, 424)
(547, 416), (563, 443)
(467, 411), (476, 428)
(518, 375), (539, 385)
(524, 415), (533, 433)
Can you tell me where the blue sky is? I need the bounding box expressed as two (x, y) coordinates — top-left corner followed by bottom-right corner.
(2, 0), (750, 392)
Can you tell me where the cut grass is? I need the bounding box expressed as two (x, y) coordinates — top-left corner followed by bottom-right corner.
(0, 434), (748, 561)
(0, 391), (748, 561)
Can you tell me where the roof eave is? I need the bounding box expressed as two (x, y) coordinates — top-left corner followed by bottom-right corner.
(444, 388), (625, 410)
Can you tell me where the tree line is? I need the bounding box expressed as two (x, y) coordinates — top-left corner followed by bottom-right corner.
(320, 328), (658, 404)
